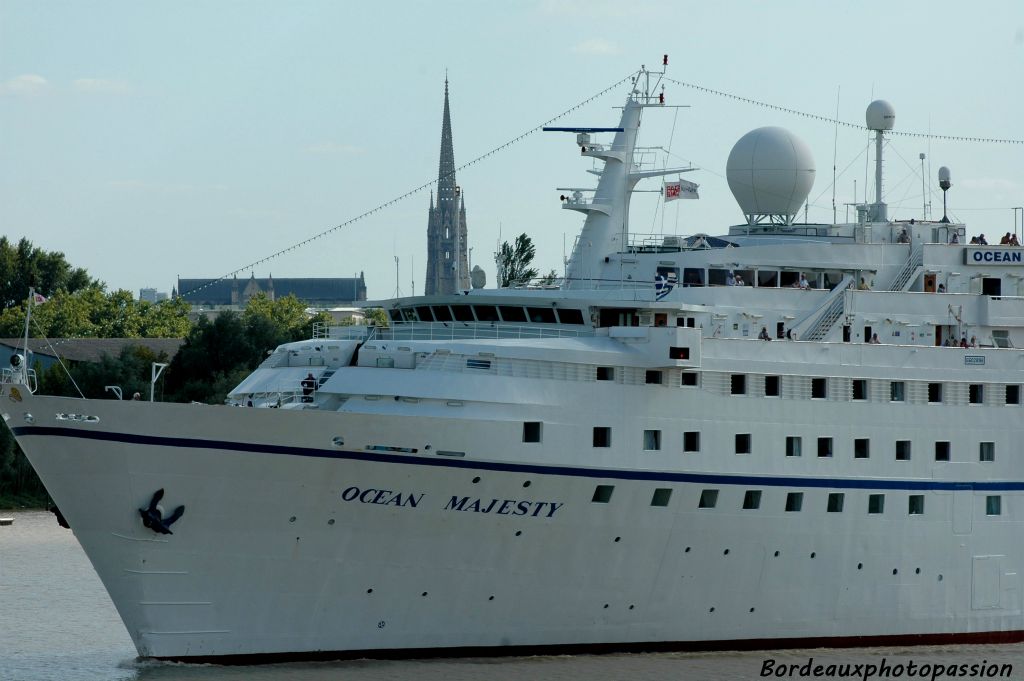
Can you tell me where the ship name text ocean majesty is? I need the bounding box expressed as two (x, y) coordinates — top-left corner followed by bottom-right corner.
(339, 485), (564, 518)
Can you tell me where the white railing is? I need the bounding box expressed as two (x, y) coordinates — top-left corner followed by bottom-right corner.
(1, 367), (37, 394)
(889, 243), (924, 292)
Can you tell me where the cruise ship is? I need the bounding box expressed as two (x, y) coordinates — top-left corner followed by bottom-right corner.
(5, 64), (1024, 662)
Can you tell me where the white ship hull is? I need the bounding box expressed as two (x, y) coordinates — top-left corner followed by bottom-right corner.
(8, 379), (1024, 661)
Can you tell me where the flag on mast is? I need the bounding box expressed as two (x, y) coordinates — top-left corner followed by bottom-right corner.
(32, 292), (48, 304)
(664, 179), (699, 201)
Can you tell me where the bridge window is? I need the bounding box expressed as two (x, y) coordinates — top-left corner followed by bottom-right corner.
(415, 306), (435, 322)
(526, 307), (557, 324)
(556, 308), (585, 325)
(473, 305), (499, 322)
(498, 306), (527, 323)
(431, 305), (453, 322)
(451, 305), (474, 322)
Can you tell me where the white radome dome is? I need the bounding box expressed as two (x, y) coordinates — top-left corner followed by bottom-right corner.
(726, 127), (815, 221)
(866, 100), (895, 131)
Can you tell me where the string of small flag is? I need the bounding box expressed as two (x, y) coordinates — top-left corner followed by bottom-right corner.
(661, 76), (1024, 145)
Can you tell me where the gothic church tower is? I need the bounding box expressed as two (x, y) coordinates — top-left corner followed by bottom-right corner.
(424, 78), (469, 295)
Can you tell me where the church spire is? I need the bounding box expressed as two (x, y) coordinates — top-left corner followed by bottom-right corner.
(437, 76), (457, 215)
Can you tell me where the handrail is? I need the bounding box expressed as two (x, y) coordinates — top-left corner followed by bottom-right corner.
(0, 367), (37, 394)
(792, 275), (854, 341)
(889, 243), (924, 292)
(318, 322), (595, 342)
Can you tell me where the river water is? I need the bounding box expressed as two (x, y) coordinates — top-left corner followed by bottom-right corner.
(2, 510), (1023, 681)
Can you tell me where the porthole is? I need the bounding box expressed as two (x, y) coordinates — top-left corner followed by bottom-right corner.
(749, 607), (756, 613)
(603, 604), (609, 609)
(289, 516), (296, 523)
(629, 605), (635, 610)
(938, 574), (943, 581)
(684, 546), (691, 553)
(773, 550), (780, 557)
(472, 476), (481, 484)
(857, 563), (863, 570)
(327, 519), (335, 525)
(488, 596), (494, 601)
(915, 568), (921, 574)
(892, 568), (898, 575)
(367, 588), (373, 594)
(709, 607), (715, 613)
(332, 436), (345, 447)
(810, 552), (816, 559)
(523, 481), (532, 488)
(515, 531), (522, 537)
(614, 536), (621, 543)
(421, 592), (428, 597)
(723, 549), (730, 555)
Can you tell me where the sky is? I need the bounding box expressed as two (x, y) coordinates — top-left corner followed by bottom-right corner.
(2, 0), (1022, 300)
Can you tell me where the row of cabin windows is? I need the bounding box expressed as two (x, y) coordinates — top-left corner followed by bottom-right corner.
(591, 485), (1004, 516)
(728, 373), (1019, 406)
(391, 305), (585, 325)
(588, 425), (997, 462)
(629, 369), (1018, 406)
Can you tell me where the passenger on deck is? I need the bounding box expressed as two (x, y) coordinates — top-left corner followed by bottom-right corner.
(858, 277), (871, 290)
(960, 337), (969, 348)
(950, 232), (959, 244)
(869, 334), (881, 344)
(798, 274), (810, 290)
(726, 271), (736, 286)
(938, 283), (946, 293)
(301, 372), (316, 402)
(897, 229), (910, 244)
(1012, 234), (1021, 246)
(758, 326), (771, 341)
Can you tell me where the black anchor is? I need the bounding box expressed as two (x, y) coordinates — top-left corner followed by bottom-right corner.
(139, 488), (185, 535)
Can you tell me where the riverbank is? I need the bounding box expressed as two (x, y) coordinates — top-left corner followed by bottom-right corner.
(0, 491), (47, 510)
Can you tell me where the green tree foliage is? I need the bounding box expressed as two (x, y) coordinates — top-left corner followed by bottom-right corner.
(497, 233), (538, 287)
(0, 236), (94, 309)
(164, 294), (333, 404)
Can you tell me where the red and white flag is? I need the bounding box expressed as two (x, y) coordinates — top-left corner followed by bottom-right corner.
(664, 179), (699, 202)
(32, 292), (48, 304)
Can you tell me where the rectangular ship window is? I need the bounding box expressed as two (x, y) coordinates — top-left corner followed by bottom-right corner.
(896, 440), (911, 461)
(928, 382), (943, 403)
(523, 422), (542, 443)
(643, 430), (661, 451)
(593, 427), (611, 448)
(852, 379), (867, 401)
(646, 370), (663, 385)
(596, 366), (615, 381)
(742, 490), (762, 510)
(908, 495), (925, 515)
(935, 441), (951, 462)
(698, 489), (719, 509)
(868, 494), (885, 514)
(785, 492), (803, 512)
(498, 306), (527, 323)
(854, 438), (870, 459)
(811, 378), (827, 399)
(669, 346), (690, 360)
(731, 374), (746, 395)
(890, 381), (905, 402)
(735, 433), (751, 455)
(592, 485), (614, 503)
(683, 431), (700, 453)
(979, 442), (995, 462)
(986, 496), (1002, 516)
(765, 375), (780, 397)
(817, 437), (833, 458)
(827, 493), (845, 513)
(969, 384), (984, 404)
(680, 372), (698, 387)
(786, 436), (802, 457)
(1007, 385), (1020, 405)
(651, 488), (672, 507)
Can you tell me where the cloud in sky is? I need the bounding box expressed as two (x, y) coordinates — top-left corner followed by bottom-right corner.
(304, 141), (364, 155)
(0, 74), (49, 95)
(571, 39), (621, 56)
(73, 78), (130, 94)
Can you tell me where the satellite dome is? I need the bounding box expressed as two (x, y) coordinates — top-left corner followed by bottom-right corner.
(866, 100), (895, 131)
(726, 127), (815, 224)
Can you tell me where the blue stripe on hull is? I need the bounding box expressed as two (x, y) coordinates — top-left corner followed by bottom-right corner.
(12, 425), (1024, 492)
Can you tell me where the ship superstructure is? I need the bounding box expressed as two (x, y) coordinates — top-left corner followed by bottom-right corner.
(5, 64), (1024, 662)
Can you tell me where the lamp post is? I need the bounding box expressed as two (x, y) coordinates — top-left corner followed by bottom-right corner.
(938, 167), (952, 224)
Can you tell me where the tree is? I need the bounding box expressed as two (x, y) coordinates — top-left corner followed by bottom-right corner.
(497, 233), (538, 287)
(538, 269), (559, 286)
(0, 237), (95, 309)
